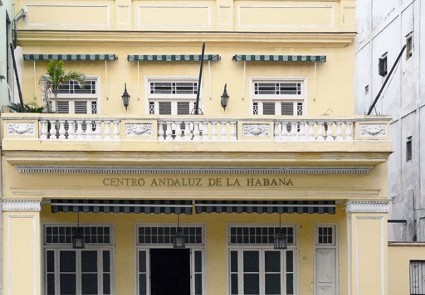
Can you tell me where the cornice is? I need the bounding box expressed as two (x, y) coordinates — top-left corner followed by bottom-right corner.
(2, 199), (42, 212)
(346, 200), (390, 213)
(17, 30), (356, 46)
(16, 166), (372, 175)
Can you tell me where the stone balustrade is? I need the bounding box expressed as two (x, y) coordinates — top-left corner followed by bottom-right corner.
(2, 114), (391, 142)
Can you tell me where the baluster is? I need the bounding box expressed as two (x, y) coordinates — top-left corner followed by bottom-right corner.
(174, 121), (182, 141)
(326, 121), (335, 141)
(316, 121), (325, 141)
(220, 121), (228, 141)
(211, 122), (218, 141)
(274, 122), (281, 141)
(40, 120), (48, 140)
(76, 121), (84, 140)
(68, 120), (76, 139)
(202, 122), (209, 141)
(193, 122), (201, 141)
(158, 122), (165, 141)
(307, 122), (315, 141)
(113, 120), (120, 140)
(299, 121), (308, 141)
(165, 122), (173, 141)
(103, 120), (111, 140)
(282, 121), (290, 140)
(335, 121), (343, 141)
(345, 121), (353, 141)
(94, 120), (102, 140)
(230, 121), (237, 141)
(290, 121), (298, 141)
(85, 120), (93, 140)
(49, 120), (58, 140)
(184, 122), (192, 141)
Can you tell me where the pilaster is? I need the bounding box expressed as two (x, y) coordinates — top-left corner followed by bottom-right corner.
(2, 199), (41, 295)
(346, 200), (389, 295)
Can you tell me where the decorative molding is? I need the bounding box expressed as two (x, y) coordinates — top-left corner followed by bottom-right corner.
(2, 199), (41, 212)
(7, 123), (35, 136)
(359, 125), (387, 137)
(243, 124), (269, 136)
(16, 166), (372, 175)
(125, 123), (152, 136)
(346, 200), (390, 213)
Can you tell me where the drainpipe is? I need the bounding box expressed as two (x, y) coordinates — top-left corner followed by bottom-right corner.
(9, 43), (23, 105)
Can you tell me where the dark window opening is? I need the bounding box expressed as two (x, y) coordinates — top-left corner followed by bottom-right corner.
(406, 32), (413, 59)
(406, 136), (412, 161)
(378, 53), (388, 77)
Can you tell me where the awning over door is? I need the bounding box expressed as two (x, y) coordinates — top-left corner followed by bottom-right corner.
(51, 199), (193, 214)
(232, 54), (326, 62)
(195, 200), (335, 214)
(127, 54), (221, 62)
(23, 54), (118, 61)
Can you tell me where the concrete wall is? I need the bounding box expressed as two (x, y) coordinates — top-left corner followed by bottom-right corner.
(355, 0), (425, 241)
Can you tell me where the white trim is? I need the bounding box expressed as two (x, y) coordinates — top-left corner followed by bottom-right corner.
(346, 200), (390, 213)
(2, 199), (41, 212)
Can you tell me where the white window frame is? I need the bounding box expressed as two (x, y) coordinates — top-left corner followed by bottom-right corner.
(50, 75), (101, 114)
(250, 77), (307, 116)
(227, 224), (299, 295)
(42, 223), (114, 295)
(135, 224), (207, 295)
(145, 76), (202, 115)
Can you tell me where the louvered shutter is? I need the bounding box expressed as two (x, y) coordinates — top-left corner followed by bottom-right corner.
(56, 101), (70, 113)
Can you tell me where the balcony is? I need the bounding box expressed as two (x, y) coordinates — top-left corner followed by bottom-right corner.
(2, 114), (390, 142)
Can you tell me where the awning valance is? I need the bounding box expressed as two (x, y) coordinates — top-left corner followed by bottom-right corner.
(195, 200), (335, 214)
(51, 200), (193, 214)
(127, 54), (221, 62)
(232, 55), (326, 62)
(23, 54), (118, 61)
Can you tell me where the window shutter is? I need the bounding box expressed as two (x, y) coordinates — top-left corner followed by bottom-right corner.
(56, 101), (70, 114)
(177, 102), (190, 115)
(262, 102), (276, 115)
(158, 102), (172, 115)
(74, 101), (88, 114)
(281, 102), (294, 115)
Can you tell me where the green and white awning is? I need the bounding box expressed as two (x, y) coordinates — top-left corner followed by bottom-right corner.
(232, 55), (326, 62)
(128, 54), (221, 62)
(23, 54), (118, 61)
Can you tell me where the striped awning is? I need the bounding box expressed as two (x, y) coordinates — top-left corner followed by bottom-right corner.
(127, 54), (221, 62)
(232, 55), (326, 62)
(23, 54), (118, 61)
(195, 200), (335, 214)
(51, 199), (193, 214)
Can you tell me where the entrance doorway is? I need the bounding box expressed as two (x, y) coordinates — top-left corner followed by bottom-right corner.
(150, 249), (191, 295)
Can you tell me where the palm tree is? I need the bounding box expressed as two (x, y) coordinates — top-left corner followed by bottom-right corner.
(39, 60), (85, 112)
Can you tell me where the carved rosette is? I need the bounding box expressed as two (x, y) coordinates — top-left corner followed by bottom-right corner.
(243, 124), (269, 136)
(359, 124), (387, 137)
(7, 123), (35, 136)
(125, 123), (152, 136)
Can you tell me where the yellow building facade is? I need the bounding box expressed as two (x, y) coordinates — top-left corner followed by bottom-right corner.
(1, 0), (397, 294)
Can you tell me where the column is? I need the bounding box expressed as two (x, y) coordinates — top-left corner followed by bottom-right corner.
(2, 199), (41, 295)
(346, 200), (389, 295)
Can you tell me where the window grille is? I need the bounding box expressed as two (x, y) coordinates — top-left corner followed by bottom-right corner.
(44, 225), (112, 245)
(91, 101), (97, 114)
(410, 261), (425, 295)
(254, 82), (301, 96)
(229, 226), (295, 245)
(58, 80), (97, 95)
(137, 226), (203, 245)
(149, 102), (155, 114)
(253, 102), (259, 115)
(317, 226), (334, 245)
(150, 81), (198, 95)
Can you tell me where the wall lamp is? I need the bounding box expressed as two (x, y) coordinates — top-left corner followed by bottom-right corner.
(121, 83), (130, 111)
(274, 213), (287, 250)
(72, 212), (85, 249)
(173, 214), (185, 248)
(221, 84), (229, 111)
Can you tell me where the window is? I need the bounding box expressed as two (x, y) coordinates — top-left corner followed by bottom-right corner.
(410, 261), (425, 295)
(52, 78), (99, 114)
(378, 53), (388, 77)
(252, 80), (304, 116)
(407, 136), (413, 161)
(136, 225), (205, 295)
(406, 32), (413, 59)
(228, 226), (297, 295)
(43, 225), (113, 295)
(147, 79), (199, 115)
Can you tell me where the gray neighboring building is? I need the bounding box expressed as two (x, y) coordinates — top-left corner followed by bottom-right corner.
(355, 0), (425, 241)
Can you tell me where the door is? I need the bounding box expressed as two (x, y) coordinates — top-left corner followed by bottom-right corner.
(150, 249), (191, 295)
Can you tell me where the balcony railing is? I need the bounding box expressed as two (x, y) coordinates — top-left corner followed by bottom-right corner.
(2, 114), (391, 142)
